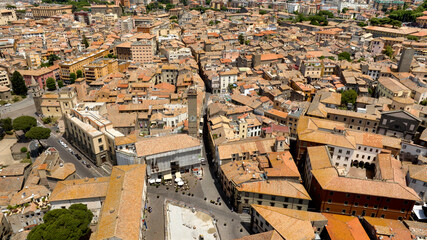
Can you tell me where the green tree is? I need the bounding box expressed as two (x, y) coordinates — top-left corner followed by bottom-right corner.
(238, 34), (244, 45)
(25, 127), (51, 147)
(341, 89), (358, 106)
(383, 46), (394, 58)
(342, 7), (348, 13)
(357, 22), (367, 27)
(47, 54), (60, 66)
(318, 10), (334, 18)
(166, 3), (175, 10)
(308, 14), (328, 26)
(338, 52), (351, 61)
(259, 10), (267, 15)
(70, 73), (77, 84)
(46, 77), (56, 91)
(421, 99), (427, 106)
(10, 71), (27, 96)
(0, 118), (12, 131)
(407, 35), (419, 41)
(82, 34), (89, 48)
(170, 15), (178, 19)
(76, 70), (83, 78)
(12, 116), (37, 132)
(28, 204), (93, 240)
(57, 80), (64, 88)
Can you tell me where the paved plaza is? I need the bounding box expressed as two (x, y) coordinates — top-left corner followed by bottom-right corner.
(166, 201), (219, 240)
(144, 169), (250, 240)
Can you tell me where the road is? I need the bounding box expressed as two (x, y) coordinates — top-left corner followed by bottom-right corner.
(0, 95), (37, 119)
(45, 134), (104, 179)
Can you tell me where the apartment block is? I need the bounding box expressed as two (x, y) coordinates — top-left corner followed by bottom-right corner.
(31, 5), (73, 19)
(304, 145), (420, 220)
(0, 70), (10, 87)
(59, 49), (109, 82)
(135, 134), (202, 179)
(0, 9), (17, 26)
(83, 58), (118, 83)
(296, 116), (402, 166)
(131, 41), (154, 65)
(64, 102), (124, 166)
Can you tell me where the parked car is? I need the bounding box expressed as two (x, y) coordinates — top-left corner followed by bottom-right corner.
(82, 160), (87, 165)
(86, 163), (91, 168)
(75, 154), (82, 160)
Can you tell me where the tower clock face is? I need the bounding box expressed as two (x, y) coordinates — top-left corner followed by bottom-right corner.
(189, 115), (197, 122)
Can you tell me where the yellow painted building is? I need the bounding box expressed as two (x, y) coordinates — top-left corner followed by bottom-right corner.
(26, 52), (41, 69)
(64, 103), (124, 166)
(41, 87), (77, 118)
(59, 49), (109, 82)
(41, 94), (62, 118)
(31, 5), (73, 19)
(84, 58), (118, 82)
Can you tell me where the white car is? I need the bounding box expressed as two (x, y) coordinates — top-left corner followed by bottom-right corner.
(4, 103), (11, 107)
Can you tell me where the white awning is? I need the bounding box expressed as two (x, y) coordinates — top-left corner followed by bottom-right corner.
(175, 172), (181, 178)
(156, 179), (161, 183)
(164, 173), (172, 180)
(149, 179), (155, 184)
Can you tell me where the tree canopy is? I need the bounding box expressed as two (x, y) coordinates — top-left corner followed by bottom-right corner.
(11, 71), (27, 96)
(341, 89), (358, 106)
(166, 3), (175, 10)
(0, 118), (12, 131)
(318, 10), (334, 18)
(70, 73), (77, 84)
(238, 34), (245, 44)
(48, 54), (60, 66)
(28, 204), (93, 240)
(13, 116), (37, 132)
(46, 78), (56, 91)
(383, 46), (394, 58)
(57, 80), (64, 88)
(25, 127), (51, 146)
(82, 34), (89, 48)
(369, 17), (402, 28)
(338, 52), (351, 61)
(76, 70), (83, 78)
(293, 12), (329, 26)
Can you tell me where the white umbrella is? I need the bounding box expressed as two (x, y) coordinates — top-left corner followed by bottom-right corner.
(175, 177), (182, 183)
(149, 179), (155, 184)
(178, 181), (184, 186)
